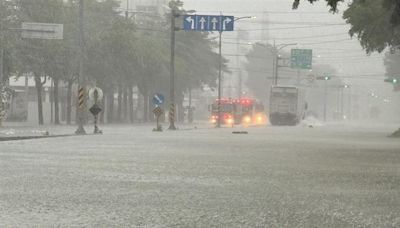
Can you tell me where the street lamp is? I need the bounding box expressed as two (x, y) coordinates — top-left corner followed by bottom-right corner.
(234, 16), (256, 21)
(273, 43), (297, 85)
(167, 6), (196, 130)
(255, 42), (297, 85)
(340, 84), (350, 120)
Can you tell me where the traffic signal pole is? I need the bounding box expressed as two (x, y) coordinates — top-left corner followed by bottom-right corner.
(168, 9), (177, 130)
(217, 31), (222, 128)
(75, 0), (86, 134)
(0, 21), (4, 82)
(324, 79), (327, 122)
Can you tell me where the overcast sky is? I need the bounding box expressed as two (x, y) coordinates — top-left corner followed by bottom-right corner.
(181, 0), (389, 96)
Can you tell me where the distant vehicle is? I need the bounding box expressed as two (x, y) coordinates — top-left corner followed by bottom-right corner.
(209, 98), (234, 125)
(231, 98), (267, 125)
(269, 86), (306, 126)
(209, 98), (267, 126)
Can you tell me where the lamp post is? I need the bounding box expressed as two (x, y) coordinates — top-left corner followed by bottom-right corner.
(273, 42), (297, 85)
(168, 8), (177, 130)
(216, 16), (254, 128)
(167, 3), (196, 130)
(255, 42), (297, 86)
(340, 84), (350, 120)
(75, 0), (86, 134)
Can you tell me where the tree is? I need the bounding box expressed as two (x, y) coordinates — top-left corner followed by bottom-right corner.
(295, 0), (400, 135)
(293, 0), (400, 27)
(14, 0), (67, 125)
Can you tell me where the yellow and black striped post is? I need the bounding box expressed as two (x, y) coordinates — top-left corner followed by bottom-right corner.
(75, 86), (86, 134)
(168, 103), (176, 130)
(78, 87), (85, 109)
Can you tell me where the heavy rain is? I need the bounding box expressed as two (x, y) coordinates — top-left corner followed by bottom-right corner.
(1, 0), (400, 227)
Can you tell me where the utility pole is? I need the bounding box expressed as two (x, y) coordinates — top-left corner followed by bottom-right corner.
(75, 0), (86, 134)
(323, 79), (327, 122)
(236, 31), (242, 98)
(126, 0), (129, 19)
(274, 51), (279, 85)
(348, 87), (352, 120)
(168, 9), (177, 130)
(217, 30), (223, 128)
(0, 20), (4, 82)
(340, 86), (344, 119)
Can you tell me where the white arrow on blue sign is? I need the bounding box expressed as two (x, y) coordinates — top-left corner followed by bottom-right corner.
(183, 15), (234, 32)
(152, 93), (165, 106)
(209, 16), (221, 31)
(184, 15), (196, 30)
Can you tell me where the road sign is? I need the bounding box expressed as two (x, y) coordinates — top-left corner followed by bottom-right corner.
(88, 87), (103, 102)
(89, 103), (102, 116)
(21, 22), (63, 40)
(153, 106), (164, 117)
(152, 93), (165, 106)
(183, 15), (234, 32)
(221, 16), (234, 31)
(291, 49), (312, 69)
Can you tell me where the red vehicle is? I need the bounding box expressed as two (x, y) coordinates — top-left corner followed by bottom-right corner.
(210, 98), (267, 125)
(209, 98), (235, 125)
(231, 98), (267, 125)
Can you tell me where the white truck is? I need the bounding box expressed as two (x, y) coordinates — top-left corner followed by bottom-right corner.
(269, 86), (306, 126)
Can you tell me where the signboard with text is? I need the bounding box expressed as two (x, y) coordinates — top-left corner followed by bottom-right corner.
(291, 49), (312, 69)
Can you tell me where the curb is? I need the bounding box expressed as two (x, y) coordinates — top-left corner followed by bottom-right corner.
(0, 134), (77, 142)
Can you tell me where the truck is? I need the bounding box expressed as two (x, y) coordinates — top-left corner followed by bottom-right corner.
(269, 86), (306, 126)
(209, 98), (267, 126)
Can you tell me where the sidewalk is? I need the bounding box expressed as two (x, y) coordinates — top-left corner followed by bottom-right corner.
(0, 122), (78, 141)
(0, 121), (210, 141)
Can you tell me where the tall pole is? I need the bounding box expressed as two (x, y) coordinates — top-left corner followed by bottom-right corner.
(348, 87), (352, 120)
(75, 0), (86, 134)
(274, 51), (279, 86)
(0, 21), (4, 82)
(272, 41), (277, 86)
(340, 87), (344, 119)
(323, 79), (327, 122)
(236, 32), (242, 98)
(296, 69), (301, 85)
(217, 31), (222, 128)
(126, 0), (129, 19)
(168, 9), (177, 130)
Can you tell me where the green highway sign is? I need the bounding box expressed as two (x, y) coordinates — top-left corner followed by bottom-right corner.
(291, 49), (312, 69)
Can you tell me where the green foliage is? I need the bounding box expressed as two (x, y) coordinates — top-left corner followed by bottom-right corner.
(1, 0), (221, 102)
(292, 0), (344, 12)
(343, 0), (399, 53)
(294, 0), (400, 52)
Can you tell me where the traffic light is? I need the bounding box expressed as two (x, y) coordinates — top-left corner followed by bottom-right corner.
(384, 78), (398, 83)
(316, 75), (331, 80)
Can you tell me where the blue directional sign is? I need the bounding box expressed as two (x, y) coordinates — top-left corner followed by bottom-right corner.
(196, 15), (209, 31)
(183, 15), (196, 31)
(183, 15), (234, 32)
(221, 16), (234, 31)
(208, 15), (221, 31)
(152, 93), (165, 106)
